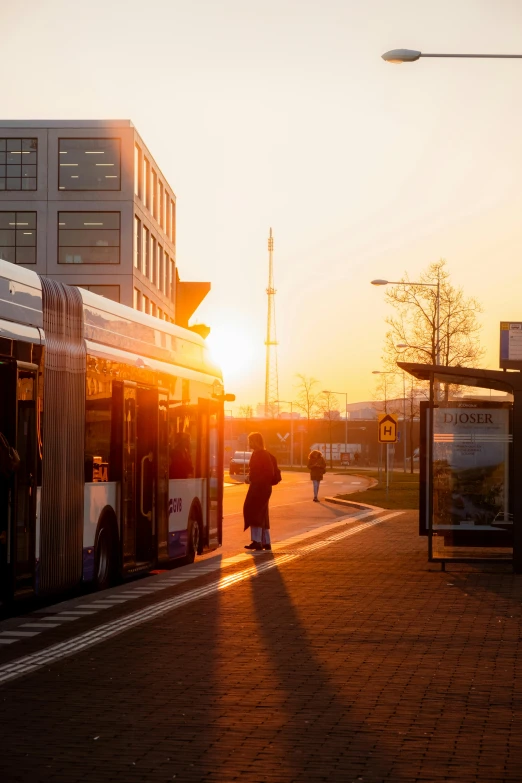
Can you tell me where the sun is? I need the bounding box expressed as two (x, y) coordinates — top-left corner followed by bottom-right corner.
(206, 325), (259, 382)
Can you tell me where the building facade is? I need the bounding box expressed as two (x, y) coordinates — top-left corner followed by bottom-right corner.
(0, 120), (209, 325)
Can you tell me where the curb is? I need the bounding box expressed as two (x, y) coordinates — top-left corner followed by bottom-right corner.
(323, 497), (384, 513)
(323, 475), (381, 512)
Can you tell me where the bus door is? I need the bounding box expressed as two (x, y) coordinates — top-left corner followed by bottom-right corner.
(113, 381), (137, 573)
(135, 386), (158, 566)
(156, 389), (169, 563)
(199, 399), (224, 549)
(0, 360), (38, 602)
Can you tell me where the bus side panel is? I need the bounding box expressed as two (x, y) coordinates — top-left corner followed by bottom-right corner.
(82, 482), (120, 581)
(168, 478), (205, 558)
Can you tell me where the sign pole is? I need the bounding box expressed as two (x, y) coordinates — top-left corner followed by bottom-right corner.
(386, 443), (390, 500)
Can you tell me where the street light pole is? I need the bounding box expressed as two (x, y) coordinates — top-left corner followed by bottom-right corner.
(322, 390), (348, 465)
(275, 400), (294, 469)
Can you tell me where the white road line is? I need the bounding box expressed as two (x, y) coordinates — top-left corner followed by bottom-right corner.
(0, 639), (17, 645)
(21, 623), (61, 630)
(58, 610), (98, 616)
(0, 630), (40, 638)
(0, 511), (401, 687)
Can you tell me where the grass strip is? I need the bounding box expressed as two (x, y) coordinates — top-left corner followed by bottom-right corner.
(337, 471), (419, 509)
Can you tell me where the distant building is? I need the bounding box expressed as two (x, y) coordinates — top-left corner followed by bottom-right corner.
(324, 410), (341, 420)
(348, 407), (378, 420)
(0, 120), (209, 326)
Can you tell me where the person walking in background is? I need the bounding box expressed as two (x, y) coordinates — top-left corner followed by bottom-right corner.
(307, 448), (326, 502)
(243, 431), (275, 552)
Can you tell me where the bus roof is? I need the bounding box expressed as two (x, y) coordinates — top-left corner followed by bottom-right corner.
(0, 260), (221, 379)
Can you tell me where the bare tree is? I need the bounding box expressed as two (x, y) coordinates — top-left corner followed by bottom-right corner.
(371, 373), (403, 416)
(294, 374), (321, 421)
(382, 259), (484, 400)
(317, 391), (339, 469)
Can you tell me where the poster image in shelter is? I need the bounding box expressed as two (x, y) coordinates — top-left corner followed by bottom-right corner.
(432, 402), (511, 534)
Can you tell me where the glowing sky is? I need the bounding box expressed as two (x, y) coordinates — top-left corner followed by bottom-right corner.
(5, 0), (522, 412)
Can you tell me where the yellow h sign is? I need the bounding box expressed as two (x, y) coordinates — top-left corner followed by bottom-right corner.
(378, 413), (398, 443)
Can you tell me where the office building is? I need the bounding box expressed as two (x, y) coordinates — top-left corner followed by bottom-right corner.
(0, 120), (209, 326)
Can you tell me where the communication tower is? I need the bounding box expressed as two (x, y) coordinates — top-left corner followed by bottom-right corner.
(264, 228), (279, 416)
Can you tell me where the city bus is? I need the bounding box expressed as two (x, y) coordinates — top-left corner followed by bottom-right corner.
(0, 260), (228, 608)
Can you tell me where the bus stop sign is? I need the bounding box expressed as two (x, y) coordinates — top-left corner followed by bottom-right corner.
(378, 413), (398, 443)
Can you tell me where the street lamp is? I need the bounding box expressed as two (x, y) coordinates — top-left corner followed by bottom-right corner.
(371, 275), (441, 371)
(395, 345), (410, 473)
(322, 390), (348, 466)
(275, 400), (294, 469)
(382, 49), (522, 64)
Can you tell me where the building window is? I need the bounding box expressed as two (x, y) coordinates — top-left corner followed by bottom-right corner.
(134, 216), (141, 269)
(170, 258), (175, 301)
(58, 212), (120, 264)
(170, 201), (176, 243)
(165, 195), (170, 238)
(151, 302), (157, 318)
(158, 307), (163, 320)
(158, 244), (164, 293)
(143, 295), (149, 314)
(133, 287), (142, 310)
(0, 212), (37, 264)
(0, 139), (37, 191)
(144, 157), (150, 210)
(143, 227), (149, 277)
(159, 183), (164, 229)
(76, 284), (120, 302)
(151, 170), (157, 219)
(58, 138), (121, 191)
(164, 252), (169, 295)
(151, 236), (157, 284)
(134, 144), (142, 198)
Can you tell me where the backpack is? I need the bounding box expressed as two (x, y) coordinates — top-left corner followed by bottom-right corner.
(0, 432), (21, 479)
(268, 451), (282, 486)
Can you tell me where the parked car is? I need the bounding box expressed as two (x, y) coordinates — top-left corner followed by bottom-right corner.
(229, 451), (252, 476)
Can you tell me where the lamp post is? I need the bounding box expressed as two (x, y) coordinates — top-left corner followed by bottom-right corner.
(394, 347), (409, 473)
(322, 390), (348, 465)
(371, 275), (441, 398)
(382, 49), (522, 64)
(275, 400), (294, 469)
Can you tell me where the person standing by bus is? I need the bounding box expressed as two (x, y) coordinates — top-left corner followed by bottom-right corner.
(169, 432), (194, 479)
(307, 448), (326, 502)
(243, 432), (274, 552)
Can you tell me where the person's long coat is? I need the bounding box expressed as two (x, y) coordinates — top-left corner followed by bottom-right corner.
(307, 453), (326, 481)
(243, 448), (273, 531)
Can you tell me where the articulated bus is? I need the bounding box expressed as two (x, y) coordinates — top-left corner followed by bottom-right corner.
(0, 260), (227, 608)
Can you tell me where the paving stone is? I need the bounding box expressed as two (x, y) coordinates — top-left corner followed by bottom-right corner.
(0, 511), (521, 781)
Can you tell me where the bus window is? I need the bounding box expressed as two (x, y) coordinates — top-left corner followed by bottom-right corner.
(85, 358), (112, 482)
(168, 403), (198, 478)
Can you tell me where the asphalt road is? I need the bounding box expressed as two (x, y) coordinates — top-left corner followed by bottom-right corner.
(199, 469), (371, 560)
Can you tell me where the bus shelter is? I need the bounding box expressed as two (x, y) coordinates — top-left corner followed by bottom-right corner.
(398, 361), (522, 573)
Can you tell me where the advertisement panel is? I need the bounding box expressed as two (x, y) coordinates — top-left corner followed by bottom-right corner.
(432, 402), (512, 538)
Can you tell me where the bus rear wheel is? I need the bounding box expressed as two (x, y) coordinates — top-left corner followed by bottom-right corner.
(95, 524), (116, 590)
(185, 515), (201, 565)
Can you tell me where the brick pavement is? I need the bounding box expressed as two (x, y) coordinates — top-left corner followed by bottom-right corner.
(0, 510), (521, 782)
